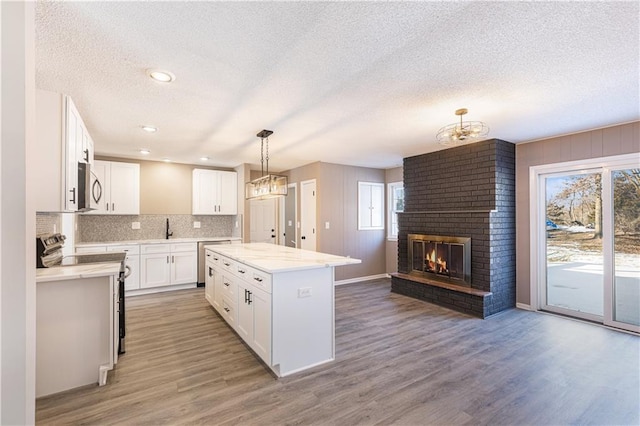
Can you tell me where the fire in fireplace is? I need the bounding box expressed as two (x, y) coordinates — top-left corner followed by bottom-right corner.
(408, 234), (471, 286)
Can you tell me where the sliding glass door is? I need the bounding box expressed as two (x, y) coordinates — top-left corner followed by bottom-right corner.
(534, 155), (639, 333)
(544, 171), (604, 320)
(610, 169), (640, 328)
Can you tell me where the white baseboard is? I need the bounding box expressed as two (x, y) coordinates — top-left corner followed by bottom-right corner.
(516, 302), (532, 311)
(126, 283), (197, 297)
(335, 274), (390, 286)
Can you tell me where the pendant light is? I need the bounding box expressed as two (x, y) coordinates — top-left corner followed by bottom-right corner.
(245, 130), (288, 200)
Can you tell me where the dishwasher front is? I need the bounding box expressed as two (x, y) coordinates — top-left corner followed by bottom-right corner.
(197, 240), (231, 286)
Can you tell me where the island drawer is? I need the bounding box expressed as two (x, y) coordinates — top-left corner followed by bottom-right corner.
(205, 249), (221, 264)
(221, 295), (236, 328)
(219, 255), (235, 272)
(220, 273), (237, 299)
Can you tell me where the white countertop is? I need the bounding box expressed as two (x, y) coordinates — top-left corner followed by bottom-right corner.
(36, 263), (121, 283)
(76, 237), (241, 247)
(204, 243), (361, 273)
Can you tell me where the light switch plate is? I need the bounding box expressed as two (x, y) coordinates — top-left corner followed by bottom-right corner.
(193, 221), (201, 229)
(131, 222), (141, 230)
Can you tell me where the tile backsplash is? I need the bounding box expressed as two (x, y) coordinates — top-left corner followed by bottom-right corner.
(36, 213), (61, 235)
(77, 214), (241, 243)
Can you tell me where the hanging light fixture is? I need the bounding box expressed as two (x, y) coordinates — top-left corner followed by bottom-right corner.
(245, 130), (288, 200)
(436, 108), (489, 146)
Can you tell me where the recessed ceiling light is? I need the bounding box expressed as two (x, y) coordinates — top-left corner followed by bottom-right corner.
(146, 69), (175, 83)
(163, 158), (171, 163)
(141, 125), (157, 133)
(200, 156), (209, 161)
(139, 149), (150, 155)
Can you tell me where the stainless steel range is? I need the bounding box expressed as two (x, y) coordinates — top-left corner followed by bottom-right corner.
(36, 233), (129, 354)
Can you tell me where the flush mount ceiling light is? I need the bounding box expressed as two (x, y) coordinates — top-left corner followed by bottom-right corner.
(139, 149), (150, 155)
(163, 158), (171, 163)
(245, 129), (288, 200)
(141, 125), (157, 133)
(200, 156), (209, 161)
(146, 69), (175, 83)
(436, 108), (489, 146)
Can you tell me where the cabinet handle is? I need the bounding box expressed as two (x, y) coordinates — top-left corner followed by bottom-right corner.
(244, 289), (249, 303)
(254, 277), (263, 283)
(209, 267), (213, 277)
(223, 261), (230, 266)
(206, 253), (210, 257)
(106, 202), (109, 211)
(248, 291), (252, 305)
(166, 256), (169, 263)
(224, 281), (230, 287)
(213, 256), (219, 261)
(83, 148), (89, 162)
(172, 255), (175, 263)
(224, 307), (230, 313)
(238, 269), (245, 274)
(112, 202), (115, 211)
(69, 187), (76, 204)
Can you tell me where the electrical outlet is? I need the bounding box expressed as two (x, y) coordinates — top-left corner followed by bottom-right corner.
(298, 287), (312, 298)
(193, 221), (201, 229)
(132, 222), (141, 230)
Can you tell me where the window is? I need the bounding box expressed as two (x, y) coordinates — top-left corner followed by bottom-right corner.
(358, 182), (384, 230)
(387, 181), (404, 239)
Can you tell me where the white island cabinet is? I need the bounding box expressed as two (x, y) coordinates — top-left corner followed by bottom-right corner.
(204, 243), (361, 377)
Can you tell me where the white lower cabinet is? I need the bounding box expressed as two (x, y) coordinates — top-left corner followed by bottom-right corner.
(206, 249), (272, 366)
(140, 243), (197, 289)
(237, 281), (271, 363)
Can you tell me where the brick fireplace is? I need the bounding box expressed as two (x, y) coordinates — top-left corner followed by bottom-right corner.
(391, 139), (515, 318)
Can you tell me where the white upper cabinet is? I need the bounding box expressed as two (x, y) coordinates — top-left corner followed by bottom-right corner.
(192, 169), (238, 215)
(88, 160), (140, 215)
(35, 90), (93, 212)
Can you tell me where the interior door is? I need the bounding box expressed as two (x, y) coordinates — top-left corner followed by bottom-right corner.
(283, 184), (297, 247)
(300, 179), (317, 251)
(250, 198), (277, 244)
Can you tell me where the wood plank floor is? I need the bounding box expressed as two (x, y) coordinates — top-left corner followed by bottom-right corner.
(36, 279), (639, 425)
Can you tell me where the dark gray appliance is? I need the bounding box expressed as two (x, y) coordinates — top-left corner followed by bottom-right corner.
(197, 240), (231, 286)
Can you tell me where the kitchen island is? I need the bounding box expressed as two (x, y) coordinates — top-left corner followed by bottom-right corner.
(36, 262), (121, 397)
(204, 243), (361, 377)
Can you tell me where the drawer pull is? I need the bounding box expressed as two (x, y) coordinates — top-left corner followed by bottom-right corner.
(223, 261), (230, 266)
(213, 256), (219, 261)
(224, 307), (230, 313)
(224, 282), (230, 287)
(254, 277), (263, 283)
(238, 269), (245, 274)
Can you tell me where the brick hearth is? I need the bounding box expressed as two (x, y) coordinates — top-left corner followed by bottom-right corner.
(392, 138), (515, 318)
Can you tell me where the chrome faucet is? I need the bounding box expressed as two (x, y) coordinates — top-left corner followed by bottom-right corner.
(165, 218), (173, 240)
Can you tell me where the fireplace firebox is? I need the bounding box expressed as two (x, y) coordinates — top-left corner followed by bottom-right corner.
(408, 234), (471, 287)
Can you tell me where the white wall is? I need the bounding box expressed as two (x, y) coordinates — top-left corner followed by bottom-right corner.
(1, 2), (36, 424)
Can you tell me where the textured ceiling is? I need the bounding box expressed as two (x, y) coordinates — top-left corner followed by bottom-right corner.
(35, 1), (639, 171)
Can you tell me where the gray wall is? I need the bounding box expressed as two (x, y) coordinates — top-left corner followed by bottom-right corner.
(286, 162), (387, 281)
(515, 121), (640, 306)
